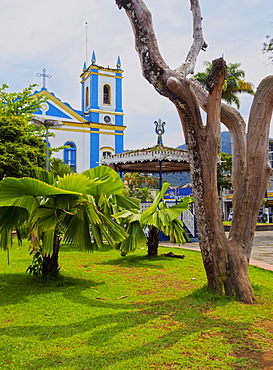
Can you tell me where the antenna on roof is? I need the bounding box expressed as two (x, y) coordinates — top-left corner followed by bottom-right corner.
(85, 22), (88, 63)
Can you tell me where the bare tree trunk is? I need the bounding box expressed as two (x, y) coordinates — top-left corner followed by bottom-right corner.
(168, 59), (254, 300)
(115, 0), (273, 303)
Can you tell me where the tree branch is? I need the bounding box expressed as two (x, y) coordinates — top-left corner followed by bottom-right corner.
(189, 77), (247, 185)
(167, 76), (204, 134)
(116, 0), (168, 91)
(206, 58), (226, 132)
(227, 76), (273, 257)
(175, 0), (206, 77)
(246, 75), (273, 208)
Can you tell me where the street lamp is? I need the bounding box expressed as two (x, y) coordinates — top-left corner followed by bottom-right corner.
(31, 116), (63, 171)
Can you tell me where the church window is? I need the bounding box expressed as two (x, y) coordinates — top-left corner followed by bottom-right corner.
(85, 86), (89, 107)
(103, 84), (111, 105)
(102, 151), (111, 157)
(64, 141), (76, 172)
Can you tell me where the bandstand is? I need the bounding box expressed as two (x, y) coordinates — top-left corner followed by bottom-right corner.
(100, 120), (197, 240)
(100, 119), (190, 188)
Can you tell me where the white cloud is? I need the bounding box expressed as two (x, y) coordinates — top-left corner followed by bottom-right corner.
(0, 0), (273, 148)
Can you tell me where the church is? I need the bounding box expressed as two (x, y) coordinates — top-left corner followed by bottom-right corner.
(33, 52), (125, 173)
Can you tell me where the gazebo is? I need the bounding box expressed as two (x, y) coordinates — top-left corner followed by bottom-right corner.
(100, 118), (190, 187)
(100, 120), (196, 239)
(100, 145), (190, 188)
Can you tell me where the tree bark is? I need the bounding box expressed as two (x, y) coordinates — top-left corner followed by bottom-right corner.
(115, 0), (273, 303)
(42, 233), (61, 277)
(147, 226), (159, 257)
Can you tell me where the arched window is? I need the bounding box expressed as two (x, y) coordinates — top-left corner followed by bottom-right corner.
(103, 84), (111, 105)
(101, 146), (114, 158)
(85, 86), (89, 108)
(64, 141), (76, 172)
(102, 151), (111, 157)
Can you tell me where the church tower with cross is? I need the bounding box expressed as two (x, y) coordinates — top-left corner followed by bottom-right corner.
(33, 53), (125, 173)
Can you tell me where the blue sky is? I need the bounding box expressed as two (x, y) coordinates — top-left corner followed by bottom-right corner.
(0, 0), (272, 149)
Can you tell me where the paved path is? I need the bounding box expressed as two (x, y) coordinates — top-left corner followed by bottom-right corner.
(162, 230), (273, 271)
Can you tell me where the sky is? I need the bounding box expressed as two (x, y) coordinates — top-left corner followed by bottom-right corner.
(0, 0), (273, 150)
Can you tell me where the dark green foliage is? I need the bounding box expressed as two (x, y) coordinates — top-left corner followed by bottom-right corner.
(0, 84), (46, 180)
(130, 187), (154, 202)
(26, 247), (44, 276)
(50, 158), (74, 177)
(162, 172), (191, 187)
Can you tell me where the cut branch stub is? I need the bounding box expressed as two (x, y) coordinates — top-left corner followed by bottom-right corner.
(206, 58), (226, 93)
(115, 0), (129, 10)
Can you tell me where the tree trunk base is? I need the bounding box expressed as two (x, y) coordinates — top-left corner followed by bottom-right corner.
(42, 254), (60, 277)
(147, 226), (159, 257)
(201, 238), (255, 304)
(42, 235), (61, 277)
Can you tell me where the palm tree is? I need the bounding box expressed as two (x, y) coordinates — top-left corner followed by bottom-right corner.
(49, 158), (74, 177)
(131, 187), (154, 202)
(114, 182), (193, 257)
(124, 172), (144, 192)
(194, 61), (254, 109)
(0, 166), (130, 276)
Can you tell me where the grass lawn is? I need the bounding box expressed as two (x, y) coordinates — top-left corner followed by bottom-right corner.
(1, 242), (273, 370)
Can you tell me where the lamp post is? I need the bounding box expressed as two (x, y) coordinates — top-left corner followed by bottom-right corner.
(31, 116), (63, 171)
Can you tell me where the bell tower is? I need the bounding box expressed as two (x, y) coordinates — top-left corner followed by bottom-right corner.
(80, 52), (124, 168)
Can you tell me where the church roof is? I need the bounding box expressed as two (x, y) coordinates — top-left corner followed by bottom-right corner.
(33, 88), (86, 123)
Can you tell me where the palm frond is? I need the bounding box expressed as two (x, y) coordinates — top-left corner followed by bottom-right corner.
(56, 173), (97, 193)
(0, 196), (38, 214)
(238, 80), (255, 94)
(35, 168), (55, 185)
(117, 221), (147, 254)
(0, 206), (29, 250)
(62, 211), (95, 252)
(83, 166), (124, 196)
(0, 177), (81, 199)
(140, 182), (170, 224)
(111, 194), (140, 211)
(162, 218), (190, 245)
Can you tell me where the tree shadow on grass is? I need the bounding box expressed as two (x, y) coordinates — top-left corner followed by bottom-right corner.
(0, 273), (106, 307)
(98, 254), (170, 269)
(60, 243), (114, 253)
(0, 285), (257, 369)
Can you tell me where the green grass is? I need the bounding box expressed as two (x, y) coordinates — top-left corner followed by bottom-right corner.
(1, 242), (273, 370)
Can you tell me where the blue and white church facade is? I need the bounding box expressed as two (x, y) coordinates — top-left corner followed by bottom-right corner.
(33, 52), (125, 173)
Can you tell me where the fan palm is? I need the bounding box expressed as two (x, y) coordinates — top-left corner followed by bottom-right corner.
(114, 182), (193, 257)
(0, 166), (130, 276)
(194, 61), (254, 109)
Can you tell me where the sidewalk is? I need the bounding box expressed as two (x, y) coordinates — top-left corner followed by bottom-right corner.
(161, 230), (273, 272)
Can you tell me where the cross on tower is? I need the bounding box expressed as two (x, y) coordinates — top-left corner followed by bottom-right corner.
(36, 68), (52, 89)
